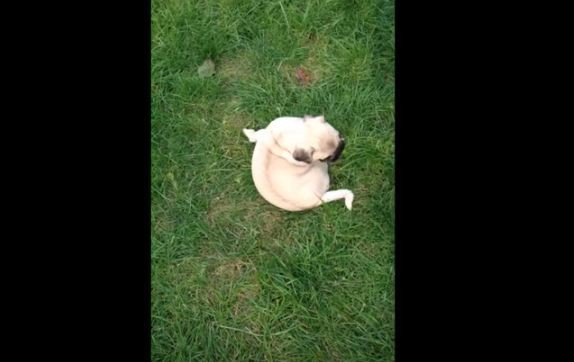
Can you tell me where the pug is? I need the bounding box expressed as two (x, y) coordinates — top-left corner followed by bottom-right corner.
(243, 115), (354, 211)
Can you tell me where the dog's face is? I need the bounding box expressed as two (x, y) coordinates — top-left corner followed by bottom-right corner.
(291, 115), (345, 164)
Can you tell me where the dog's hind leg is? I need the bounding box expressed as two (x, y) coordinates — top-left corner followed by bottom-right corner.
(243, 128), (265, 143)
(243, 128), (309, 167)
(321, 189), (354, 210)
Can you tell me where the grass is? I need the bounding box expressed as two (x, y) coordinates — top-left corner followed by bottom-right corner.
(152, 0), (394, 360)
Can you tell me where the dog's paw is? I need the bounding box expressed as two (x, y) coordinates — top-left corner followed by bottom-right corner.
(243, 128), (257, 143)
(345, 191), (354, 210)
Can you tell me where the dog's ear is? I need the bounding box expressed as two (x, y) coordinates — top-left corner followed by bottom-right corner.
(293, 148), (313, 163)
(304, 115), (325, 123)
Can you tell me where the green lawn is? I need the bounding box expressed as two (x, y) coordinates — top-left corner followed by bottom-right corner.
(152, 0), (394, 360)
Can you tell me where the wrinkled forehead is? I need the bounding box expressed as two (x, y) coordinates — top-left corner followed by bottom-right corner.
(307, 126), (339, 151)
(320, 136), (338, 153)
(308, 119), (338, 134)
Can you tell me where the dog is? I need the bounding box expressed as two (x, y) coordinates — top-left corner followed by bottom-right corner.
(243, 115), (354, 211)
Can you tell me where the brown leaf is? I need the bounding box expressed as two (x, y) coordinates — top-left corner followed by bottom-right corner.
(295, 67), (311, 86)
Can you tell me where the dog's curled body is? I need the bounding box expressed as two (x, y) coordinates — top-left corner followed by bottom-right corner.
(251, 127), (329, 211)
(244, 116), (354, 211)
